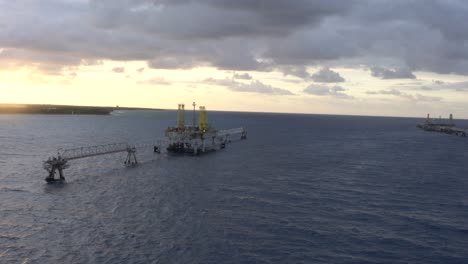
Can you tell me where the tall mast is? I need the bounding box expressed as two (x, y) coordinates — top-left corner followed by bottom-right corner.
(192, 101), (196, 127)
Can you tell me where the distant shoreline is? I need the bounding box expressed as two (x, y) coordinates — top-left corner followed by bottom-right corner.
(0, 104), (162, 115)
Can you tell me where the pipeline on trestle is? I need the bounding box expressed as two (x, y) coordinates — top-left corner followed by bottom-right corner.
(43, 103), (247, 183)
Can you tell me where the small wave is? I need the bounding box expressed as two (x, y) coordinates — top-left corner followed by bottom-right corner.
(0, 152), (37, 157)
(0, 234), (22, 241)
(0, 187), (28, 193)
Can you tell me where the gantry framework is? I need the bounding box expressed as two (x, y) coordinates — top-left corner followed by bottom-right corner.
(44, 142), (141, 182)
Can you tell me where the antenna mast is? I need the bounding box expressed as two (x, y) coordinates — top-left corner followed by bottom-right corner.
(192, 102), (196, 127)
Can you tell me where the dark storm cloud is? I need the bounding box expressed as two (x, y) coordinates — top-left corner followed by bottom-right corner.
(0, 0), (354, 73)
(351, 0), (468, 75)
(133, 0), (353, 38)
(311, 67), (345, 83)
(2, 0), (468, 77)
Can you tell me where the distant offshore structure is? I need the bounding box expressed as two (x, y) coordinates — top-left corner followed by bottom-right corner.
(165, 103), (246, 155)
(417, 114), (466, 137)
(43, 103), (247, 183)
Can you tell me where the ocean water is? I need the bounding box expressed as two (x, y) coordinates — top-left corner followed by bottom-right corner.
(1, 111), (467, 264)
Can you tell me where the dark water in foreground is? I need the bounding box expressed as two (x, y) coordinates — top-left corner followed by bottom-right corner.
(1, 111), (468, 264)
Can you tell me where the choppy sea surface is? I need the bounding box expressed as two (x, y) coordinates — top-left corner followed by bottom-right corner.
(1, 111), (468, 264)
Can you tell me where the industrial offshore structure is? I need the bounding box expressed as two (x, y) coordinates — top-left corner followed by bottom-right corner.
(43, 103), (247, 182)
(165, 103), (246, 154)
(417, 113), (466, 137)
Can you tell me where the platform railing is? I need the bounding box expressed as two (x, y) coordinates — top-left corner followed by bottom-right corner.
(58, 142), (129, 160)
(217, 127), (246, 137)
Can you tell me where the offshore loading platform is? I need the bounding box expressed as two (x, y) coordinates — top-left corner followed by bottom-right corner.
(43, 103), (247, 183)
(417, 113), (466, 137)
(165, 103), (246, 154)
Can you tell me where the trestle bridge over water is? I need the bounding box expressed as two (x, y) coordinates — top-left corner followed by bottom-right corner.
(44, 127), (246, 182)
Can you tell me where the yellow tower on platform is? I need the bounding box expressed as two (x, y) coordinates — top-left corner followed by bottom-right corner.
(199, 106), (208, 131)
(177, 104), (185, 128)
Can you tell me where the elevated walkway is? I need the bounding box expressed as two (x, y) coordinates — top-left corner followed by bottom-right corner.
(44, 139), (165, 182)
(43, 128), (246, 183)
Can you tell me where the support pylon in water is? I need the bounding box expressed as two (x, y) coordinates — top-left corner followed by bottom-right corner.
(43, 142), (143, 182)
(43, 155), (69, 182)
(241, 129), (247, 140)
(124, 146), (138, 166)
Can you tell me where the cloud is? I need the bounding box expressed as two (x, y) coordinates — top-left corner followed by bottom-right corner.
(311, 67), (345, 83)
(410, 94), (442, 102)
(370, 67), (416, 79)
(231, 80), (294, 95)
(203, 78), (236, 87)
(148, 57), (202, 70)
(366, 89), (442, 102)
(279, 65), (311, 80)
(3, 0), (468, 77)
(114, 0), (353, 39)
(418, 81), (468, 91)
(233, 72), (252, 80)
(68, 72), (77, 78)
(137, 77), (171, 85)
(112, 67), (125, 73)
(416, 79), (446, 90)
(265, 27), (358, 66)
(366, 89), (401, 95)
(303, 84), (352, 99)
(203, 78), (293, 95)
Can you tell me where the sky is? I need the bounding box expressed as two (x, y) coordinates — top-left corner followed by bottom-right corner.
(1, 0), (468, 118)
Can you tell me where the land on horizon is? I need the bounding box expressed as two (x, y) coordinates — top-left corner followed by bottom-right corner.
(0, 103), (162, 115)
(0, 103), (461, 121)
